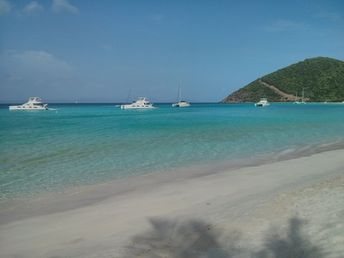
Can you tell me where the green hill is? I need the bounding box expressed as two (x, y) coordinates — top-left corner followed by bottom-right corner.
(222, 57), (344, 102)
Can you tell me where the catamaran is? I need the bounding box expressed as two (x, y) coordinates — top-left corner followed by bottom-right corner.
(172, 86), (190, 107)
(255, 98), (270, 107)
(9, 97), (49, 111)
(294, 88), (306, 104)
(120, 97), (155, 109)
(172, 100), (190, 108)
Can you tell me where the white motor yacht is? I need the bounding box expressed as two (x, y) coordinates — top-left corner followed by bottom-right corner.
(9, 97), (49, 111)
(255, 98), (270, 107)
(120, 97), (155, 109)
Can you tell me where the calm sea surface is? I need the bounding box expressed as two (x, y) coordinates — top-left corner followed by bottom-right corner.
(1, 103), (344, 199)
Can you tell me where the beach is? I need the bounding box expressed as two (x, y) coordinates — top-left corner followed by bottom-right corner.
(1, 148), (343, 258)
(2, 1), (344, 257)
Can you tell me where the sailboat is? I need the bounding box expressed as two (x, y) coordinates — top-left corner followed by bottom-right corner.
(172, 86), (190, 107)
(294, 88), (306, 104)
(293, 92), (299, 104)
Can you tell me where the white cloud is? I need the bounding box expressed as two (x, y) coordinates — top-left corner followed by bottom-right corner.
(0, 50), (77, 102)
(52, 0), (78, 14)
(23, 1), (44, 15)
(263, 20), (308, 32)
(0, 0), (11, 15)
(11, 50), (71, 69)
(1, 50), (73, 83)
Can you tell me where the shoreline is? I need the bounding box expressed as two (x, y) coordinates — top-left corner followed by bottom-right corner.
(0, 146), (343, 257)
(1, 139), (344, 224)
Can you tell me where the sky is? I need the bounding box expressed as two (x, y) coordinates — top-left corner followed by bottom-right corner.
(0, 0), (343, 103)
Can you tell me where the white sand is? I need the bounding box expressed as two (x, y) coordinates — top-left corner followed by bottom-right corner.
(0, 149), (343, 258)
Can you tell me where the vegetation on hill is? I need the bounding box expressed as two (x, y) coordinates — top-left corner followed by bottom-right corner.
(222, 57), (344, 102)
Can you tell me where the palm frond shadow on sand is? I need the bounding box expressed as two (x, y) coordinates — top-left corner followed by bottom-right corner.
(253, 217), (323, 258)
(123, 217), (324, 258)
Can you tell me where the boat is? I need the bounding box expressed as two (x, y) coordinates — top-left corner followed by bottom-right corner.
(172, 86), (190, 107)
(172, 100), (190, 107)
(293, 92), (300, 104)
(294, 88), (306, 104)
(255, 98), (270, 107)
(9, 97), (49, 111)
(120, 97), (155, 109)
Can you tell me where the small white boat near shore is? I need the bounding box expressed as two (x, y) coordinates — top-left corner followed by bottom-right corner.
(294, 101), (306, 104)
(294, 88), (306, 104)
(120, 97), (155, 109)
(9, 97), (49, 111)
(255, 98), (270, 107)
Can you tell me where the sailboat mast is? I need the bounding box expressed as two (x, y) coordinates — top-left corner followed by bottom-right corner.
(126, 88), (132, 103)
(302, 88), (304, 102)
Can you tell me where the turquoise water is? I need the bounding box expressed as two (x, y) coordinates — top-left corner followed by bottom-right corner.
(1, 103), (344, 199)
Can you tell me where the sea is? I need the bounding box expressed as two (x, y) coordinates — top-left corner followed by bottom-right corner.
(1, 103), (344, 199)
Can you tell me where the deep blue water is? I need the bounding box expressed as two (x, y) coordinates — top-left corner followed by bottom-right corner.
(1, 103), (344, 198)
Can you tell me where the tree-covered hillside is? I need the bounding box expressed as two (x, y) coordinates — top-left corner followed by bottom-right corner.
(222, 57), (344, 102)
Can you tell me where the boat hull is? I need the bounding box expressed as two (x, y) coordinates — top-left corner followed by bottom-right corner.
(9, 106), (48, 111)
(254, 103), (269, 107)
(172, 101), (190, 107)
(172, 103), (190, 107)
(120, 105), (155, 109)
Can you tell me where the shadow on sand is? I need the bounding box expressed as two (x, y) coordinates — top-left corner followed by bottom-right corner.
(123, 217), (324, 258)
(123, 218), (238, 257)
(254, 217), (323, 258)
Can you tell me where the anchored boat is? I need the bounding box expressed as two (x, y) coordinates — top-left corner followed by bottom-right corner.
(120, 97), (155, 109)
(172, 87), (190, 108)
(294, 88), (306, 104)
(9, 97), (49, 111)
(255, 98), (270, 107)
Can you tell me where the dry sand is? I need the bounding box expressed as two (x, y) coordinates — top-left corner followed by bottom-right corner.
(0, 149), (343, 258)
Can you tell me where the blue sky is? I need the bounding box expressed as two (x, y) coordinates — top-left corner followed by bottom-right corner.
(0, 0), (343, 103)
